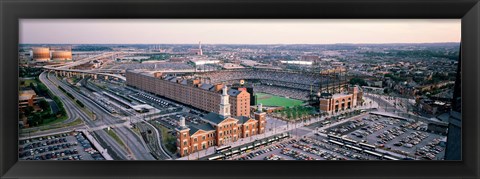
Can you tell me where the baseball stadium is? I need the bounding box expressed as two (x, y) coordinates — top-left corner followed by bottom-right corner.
(196, 68), (349, 105)
(127, 67), (362, 116)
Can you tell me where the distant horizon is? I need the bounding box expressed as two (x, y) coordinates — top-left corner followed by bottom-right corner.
(19, 42), (461, 45)
(20, 19), (460, 44)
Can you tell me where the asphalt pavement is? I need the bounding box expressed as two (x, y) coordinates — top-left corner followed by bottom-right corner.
(47, 72), (155, 160)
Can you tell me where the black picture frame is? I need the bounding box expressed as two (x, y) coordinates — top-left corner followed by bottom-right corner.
(1, 0), (479, 179)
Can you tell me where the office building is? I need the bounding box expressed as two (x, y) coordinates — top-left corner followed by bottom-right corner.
(126, 70), (251, 117)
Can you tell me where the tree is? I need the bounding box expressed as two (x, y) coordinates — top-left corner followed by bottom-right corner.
(349, 78), (368, 86)
(38, 99), (50, 111)
(24, 106), (34, 116)
(30, 113), (41, 126)
(384, 88), (391, 94)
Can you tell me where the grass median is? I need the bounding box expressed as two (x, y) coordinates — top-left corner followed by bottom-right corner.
(149, 121), (177, 155)
(104, 128), (128, 151)
(158, 125), (177, 154)
(57, 84), (96, 119)
(20, 118), (84, 134)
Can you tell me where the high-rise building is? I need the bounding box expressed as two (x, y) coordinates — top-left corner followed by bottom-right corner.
(198, 41), (203, 56)
(444, 44), (462, 160)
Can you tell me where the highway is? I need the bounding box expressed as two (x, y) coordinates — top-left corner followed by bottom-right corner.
(49, 72), (155, 160)
(40, 71), (80, 123)
(40, 71), (131, 160)
(82, 80), (172, 159)
(18, 71), (86, 136)
(52, 52), (116, 69)
(33, 52), (156, 160)
(43, 52), (126, 81)
(33, 70), (173, 160)
(43, 72), (144, 160)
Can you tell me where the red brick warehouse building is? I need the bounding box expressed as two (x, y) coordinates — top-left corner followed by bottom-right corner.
(125, 70), (250, 117)
(175, 86), (266, 157)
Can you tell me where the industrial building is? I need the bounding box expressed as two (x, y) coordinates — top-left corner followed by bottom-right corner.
(31, 47), (51, 62)
(51, 51), (73, 61)
(31, 47), (73, 62)
(125, 70), (251, 117)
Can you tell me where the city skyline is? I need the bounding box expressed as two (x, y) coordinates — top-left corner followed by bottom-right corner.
(18, 19), (461, 161)
(20, 19), (460, 44)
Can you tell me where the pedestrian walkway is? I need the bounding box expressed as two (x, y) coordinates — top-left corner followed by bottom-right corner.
(79, 129), (114, 160)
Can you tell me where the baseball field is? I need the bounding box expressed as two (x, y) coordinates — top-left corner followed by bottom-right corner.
(255, 93), (304, 107)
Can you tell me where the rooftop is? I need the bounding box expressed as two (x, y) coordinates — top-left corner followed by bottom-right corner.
(227, 89), (241, 97)
(200, 84), (214, 91)
(331, 93), (352, 99)
(203, 112), (228, 125)
(188, 123), (216, 135)
(19, 89), (37, 101)
(233, 116), (251, 124)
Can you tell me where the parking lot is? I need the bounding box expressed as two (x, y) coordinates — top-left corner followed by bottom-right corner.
(233, 137), (379, 160)
(131, 92), (178, 110)
(152, 112), (206, 130)
(324, 114), (446, 160)
(124, 87), (187, 113)
(19, 132), (105, 160)
(152, 114), (181, 129)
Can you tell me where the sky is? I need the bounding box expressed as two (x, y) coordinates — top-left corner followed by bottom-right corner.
(19, 19), (461, 44)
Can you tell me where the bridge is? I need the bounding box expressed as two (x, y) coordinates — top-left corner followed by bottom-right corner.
(43, 52), (127, 81)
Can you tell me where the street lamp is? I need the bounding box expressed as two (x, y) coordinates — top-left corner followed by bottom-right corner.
(274, 120), (277, 135)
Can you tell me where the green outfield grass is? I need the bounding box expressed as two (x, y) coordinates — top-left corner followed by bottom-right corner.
(255, 93), (304, 107)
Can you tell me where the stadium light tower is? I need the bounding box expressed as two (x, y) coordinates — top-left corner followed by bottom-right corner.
(198, 41), (203, 56)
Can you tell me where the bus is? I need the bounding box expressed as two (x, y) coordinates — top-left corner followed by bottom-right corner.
(327, 134), (343, 141)
(230, 149), (241, 156)
(240, 147), (247, 151)
(359, 143), (376, 151)
(207, 154), (224, 160)
(328, 140), (345, 147)
(216, 146), (231, 153)
(346, 144), (363, 152)
(364, 150), (383, 158)
(342, 138), (358, 145)
(383, 155), (399, 160)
